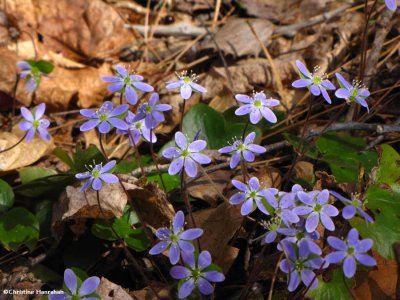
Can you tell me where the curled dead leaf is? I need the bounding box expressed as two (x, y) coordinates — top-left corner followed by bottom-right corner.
(294, 161), (314, 182)
(97, 277), (133, 300)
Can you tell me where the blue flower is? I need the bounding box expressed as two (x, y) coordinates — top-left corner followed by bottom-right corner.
(335, 73), (370, 111)
(235, 92), (280, 124)
(292, 60), (335, 103)
(102, 65), (154, 105)
(80, 101), (129, 134)
(165, 70), (207, 100)
(75, 160), (119, 191)
(133, 93), (172, 129)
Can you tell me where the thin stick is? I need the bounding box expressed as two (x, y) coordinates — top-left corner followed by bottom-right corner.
(149, 127), (167, 191)
(268, 253), (284, 300)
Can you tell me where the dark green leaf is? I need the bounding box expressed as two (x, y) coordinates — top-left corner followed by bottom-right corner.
(147, 173), (180, 192)
(73, 145), (105, 173)
(36, 60), (54, 74)
(0, 179), (14, 212)
(54, 147), (75, 170)
(14, 174), (75, 198)
(0, 207), (39, 250)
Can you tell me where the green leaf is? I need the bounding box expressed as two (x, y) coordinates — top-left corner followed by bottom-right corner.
(316, 133), (378, 182)
(36, 60), (54, 74)
(147, 173), (180, 192)
(183, 103), (226, 149)
(54, 147), (75, 170)
(0, 179), (14, 212)
(307, 269), (353, 300)
(350, 144), (400, 259)
(182, 103), (263, 149)
(374, 144), (400, 192)
(91, 208), (149, 251)
(14, 174), (75, 198)
(0, 207), (39, 250)
(283, 132), (319, 159)
(19, 167), (57, 184)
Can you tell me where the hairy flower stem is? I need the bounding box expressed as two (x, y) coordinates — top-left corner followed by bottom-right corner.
(130, 135), (146, 177)
(241, 159), (249, 182)
(9, 73), (20, 132)
(282, 95), (314, 189)
(95, 191), (163, 298)
(119, 92), (123, 105)
(179, 98), (186, 132)
(99, 134), (109, 162)
(241, 119), (250, 140)
(0, 132), (27, 154)
(180, 169), (201, 250)
(149, 127), (167, 191)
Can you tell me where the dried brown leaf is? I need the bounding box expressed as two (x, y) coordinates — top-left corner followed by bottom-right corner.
(294, 161), (314, 182)
(194, 202), (243, 273)
(0, 131), (54, 171)
(97, 277), (133, 300)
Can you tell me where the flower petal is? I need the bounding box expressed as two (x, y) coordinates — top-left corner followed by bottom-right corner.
(173, 211), (185, 233)
(326, 251), (346, 264)
(188, 140), (207, 152)
(125, 85), (138, 105)
(184, 158), (198, 177)
(343, 255), (356, 278)
(292, 79), (312, 88)
(170, 266), (191, 279)
(198, 251), (212, 270)
(149, 241), (170, 255)
(335, 88), (351, 99)
(21, 107), (34, 122)
(169, 157), (184, 175)
(181, 84), (192, 99)
(305, 212), (319, 232)
(181, 228), (203, 240)
(79, 277), (100, 296)
(64, 269), (77, 294)
(296, 60), (311, 77)
(190, 82), (207, 93)
(197, 278), (214, 295)
(178, 278), (195, 299)
(80, 119), (101, 132)
(175, 132), (187, 149)
(203, 271), (225, 282)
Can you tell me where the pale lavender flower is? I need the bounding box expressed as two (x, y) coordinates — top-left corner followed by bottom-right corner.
(80, 101), (129, 134)
(293, 190), (339, 233)
(218, 132), (266, 169)
(170, 250), (225, 299)
(261, 218), (286, 244)
(133, 93), (172, 129)
(102, 65), (154, 105)
(163, 132), (211, 177)
(17, 61), (41, 93)
(229, 177), (276, 216)
(278, 220), (322, 255)
(326, 228), (376, 278)
(329, 191), (373, 225)
(335, 73), (370, 111)
(292, 60), (335, 104)
(280, 240), (327, 292)
(116, 111), (156, 144)
(267, 189), (300, 226)
(75, 160), (118, 191)
(165, 70), (206, 100)
(149, 211), (203, 265)
(19, 103), (51, 142)
(48, 268), (100, 300)
(279, 184), (305, 205)
(385, 0), (397, 11)
(235, 92), (280, 124)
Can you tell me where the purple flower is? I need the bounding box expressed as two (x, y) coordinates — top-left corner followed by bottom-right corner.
(102, 65), (154, 105)
(385, 0), (397, 11)
(170, 250), (225, 299)
(19, 103), (51, 142)
(17, 61), (42, 93)
(293, 190), (339, 233)
(75, 160), (119, 191)
(80, 101), (129, 134)
(162, 132), (211, 177)
(280, 240), (327, 292)
(329, 191), (373, 225)
(292, 60), (335, 104)
(267, 189), (300, 226)
(165, 70), (207, 100)
(229, 177), (276, 216)
(262, 218), (285, 244)
(279, 184), (305, 205)
(326, 228), (376, 278)
(218, 132), (266, 169)
(133, 93), (172, 129)
(48, 268), (100, 300)
(235, 92), (280, 124)
(335, 73), (370, 111)
(117, 111), (156, 144)
(278, 221), (322, 255)
(149, 211), (203, 265)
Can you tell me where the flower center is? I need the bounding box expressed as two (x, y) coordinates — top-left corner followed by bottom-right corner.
(183, 77), (191, 84)
(294, 260), (304, 271)
(170, 233), (179, 242)
(99, 114), (108, 122)
(296, 231), (305, 240)
(254, 99), (262, 108)
(32, 120), (40, 128)
(124, 77), (131, 85)
(313, 76), (322, 85)
(92, 170), (100, 178)
(347, 247), (355, 255)
(145, 105), (153, 113)
(351, 88), (358, 97)
(314, 203), (322, 212)
(191, 268), (202, 279)
(238, 143), (246, 151)
(182, 149), (190, 157)
(249, 191), (257, 198)
(135, 122), (142, 129)
(351, 199), (359, 207)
